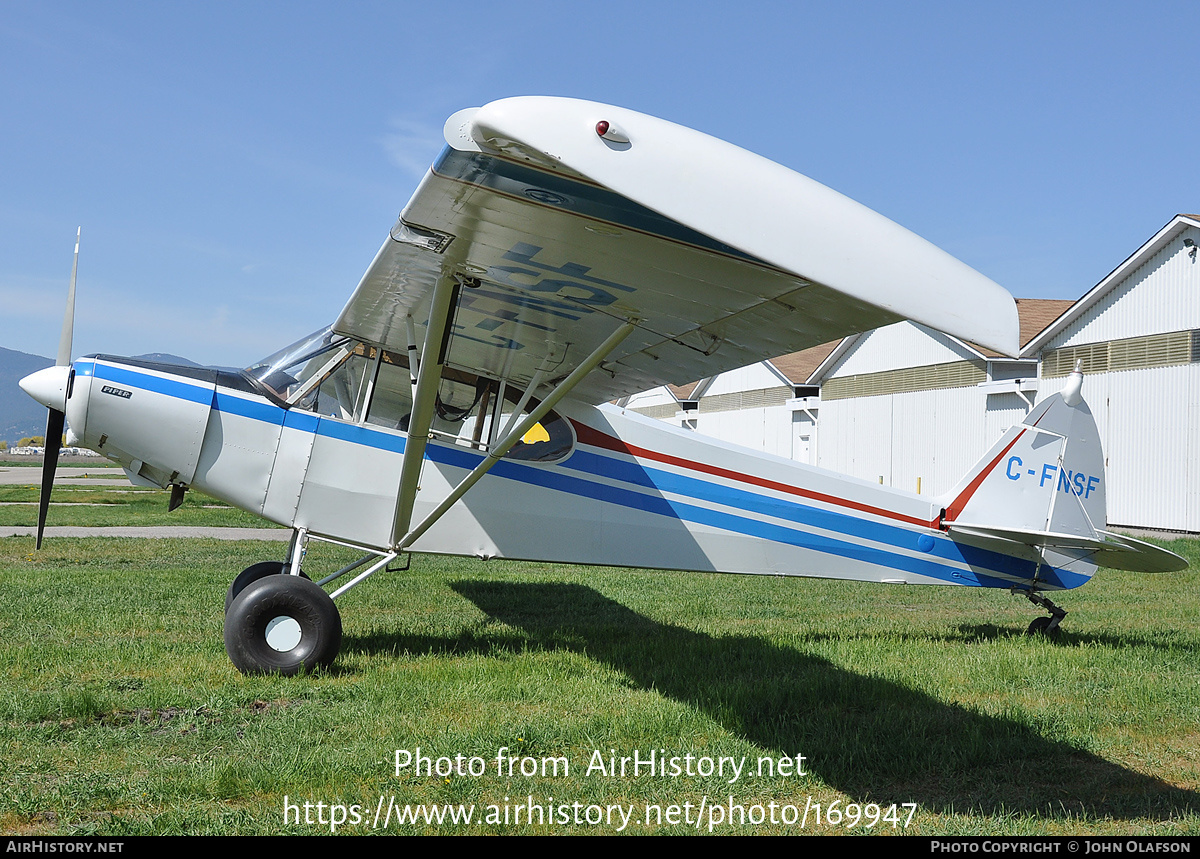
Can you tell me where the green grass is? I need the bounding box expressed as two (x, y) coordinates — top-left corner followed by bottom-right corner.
(0, 484), (281, 528)
(0, 530), (1198, 835)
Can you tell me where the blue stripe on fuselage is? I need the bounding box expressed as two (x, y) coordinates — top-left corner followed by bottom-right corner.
(92, 361), (1088, 589)
(215, 390), (286, 425)
(93, 362), (213, 405)
(314, 413), (406, 453)
(557, 448), (1058, 586)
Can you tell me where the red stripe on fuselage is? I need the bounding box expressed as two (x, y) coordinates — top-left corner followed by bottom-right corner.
(570, 420), (937, 529)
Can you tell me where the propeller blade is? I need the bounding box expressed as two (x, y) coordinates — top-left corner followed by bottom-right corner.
(35, 228), (79, 550)
(36, 409), (65, 550)
(57, 228), (79, 368)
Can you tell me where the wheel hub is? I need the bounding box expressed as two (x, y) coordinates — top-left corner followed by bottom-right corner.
(265, 615), (303, 651)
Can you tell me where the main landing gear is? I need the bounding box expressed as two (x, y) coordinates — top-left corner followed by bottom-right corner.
(222, 529), (402, 675)
(225, 574), (341, 676)
(224, 561), (310, 612)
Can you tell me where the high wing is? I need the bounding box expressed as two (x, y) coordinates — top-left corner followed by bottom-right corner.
(334, 96), (1018, 403)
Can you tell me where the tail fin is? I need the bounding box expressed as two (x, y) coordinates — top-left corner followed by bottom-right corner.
(943, 367), (1104, 539)
(940, 366), (1186, 574)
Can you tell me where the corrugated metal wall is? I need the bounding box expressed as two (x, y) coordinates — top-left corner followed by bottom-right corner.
(814, 323), (1006, 496)
(835, 324), (966, 374)
(1035, 225), (1200, 530)
(1040, 352), (1200, 530)
(692, 404), (796, 459)
(701, 363), (785, 396)
(1051, 231), (1200, 347)
(817, 385), (1004, 496)
(625, 386), (682, 421)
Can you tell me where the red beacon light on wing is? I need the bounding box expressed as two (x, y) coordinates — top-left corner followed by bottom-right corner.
(595, 119), (630, 144)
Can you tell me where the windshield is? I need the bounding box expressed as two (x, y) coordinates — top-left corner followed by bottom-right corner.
(243, 326), (353, 406)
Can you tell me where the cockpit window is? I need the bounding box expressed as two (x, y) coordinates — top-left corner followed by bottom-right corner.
(246, 327), (573, 463)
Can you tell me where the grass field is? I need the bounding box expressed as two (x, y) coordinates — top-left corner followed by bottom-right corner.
(0, 483), (1197, 835)
(0, 481), (280, 529)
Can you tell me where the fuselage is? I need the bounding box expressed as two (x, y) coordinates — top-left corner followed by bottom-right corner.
(51, 352), (1091, 592)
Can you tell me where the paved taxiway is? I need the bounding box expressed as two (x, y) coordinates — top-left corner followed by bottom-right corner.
(0, 466), (133, 486)
(0, 466), (285, 539)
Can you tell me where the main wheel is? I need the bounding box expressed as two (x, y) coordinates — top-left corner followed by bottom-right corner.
(1026, 615), (1059, 637)
(224, 575), (342, 675)
(225, 561), (309, 613)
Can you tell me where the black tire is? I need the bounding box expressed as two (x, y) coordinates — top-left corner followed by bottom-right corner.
(1026, 615), (1058, 637)
(225, 561), (309, 613)
(224, 575), (342, 675)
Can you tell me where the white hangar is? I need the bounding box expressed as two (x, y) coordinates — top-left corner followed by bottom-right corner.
(1027, 214), (1200, 532)
(622, 214), (1200, 533)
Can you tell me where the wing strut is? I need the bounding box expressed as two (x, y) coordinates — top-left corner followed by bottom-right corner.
(392, 273), (462, 544)
(393, 319), (636, 553)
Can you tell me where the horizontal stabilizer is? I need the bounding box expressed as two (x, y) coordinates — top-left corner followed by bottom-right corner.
(1091, 531), (1188, 573)
(947, 523), (1187, 573)
(947, 523), (1117, 552)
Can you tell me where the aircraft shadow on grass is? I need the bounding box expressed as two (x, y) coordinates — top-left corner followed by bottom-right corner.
(349, 580), (1200, 822)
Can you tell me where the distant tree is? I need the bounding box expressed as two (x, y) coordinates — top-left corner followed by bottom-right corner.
(18, 436), (45, 447)
(0, 441), (7, 451)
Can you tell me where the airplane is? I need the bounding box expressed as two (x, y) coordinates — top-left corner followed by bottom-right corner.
(19, 96), (1187, 675)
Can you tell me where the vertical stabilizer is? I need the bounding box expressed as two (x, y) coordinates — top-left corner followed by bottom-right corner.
(940, 367), (1105, 539)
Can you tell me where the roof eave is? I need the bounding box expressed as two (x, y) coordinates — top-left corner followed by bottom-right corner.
(1021, 214), (1200, 358)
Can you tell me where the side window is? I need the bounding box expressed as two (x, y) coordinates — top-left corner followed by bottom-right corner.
(363, 350), (413, 431)
(287, 337), (575, 463)
(497, 406), (574, 462)
(308, 344), (412, 426)
(311, 347), (373, 420)
(432, 373), (492, 442)
(420, 371), (574, 463)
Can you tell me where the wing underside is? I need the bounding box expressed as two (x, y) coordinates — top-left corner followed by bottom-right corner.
(334, 97), (1018, 404)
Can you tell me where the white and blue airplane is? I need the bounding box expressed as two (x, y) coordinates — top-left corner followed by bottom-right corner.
(20, 97), (1186, 675)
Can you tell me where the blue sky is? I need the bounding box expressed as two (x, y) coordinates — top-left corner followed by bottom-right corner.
(2, 1), (1195, 367)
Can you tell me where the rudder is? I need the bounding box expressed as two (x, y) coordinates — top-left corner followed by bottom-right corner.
(941, 367), (1105, 540)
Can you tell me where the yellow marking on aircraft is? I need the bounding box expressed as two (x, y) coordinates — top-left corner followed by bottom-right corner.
(522, 423), (550, 445)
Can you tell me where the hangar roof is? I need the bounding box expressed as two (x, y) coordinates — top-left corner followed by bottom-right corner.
(1021, 214), (1200, 357)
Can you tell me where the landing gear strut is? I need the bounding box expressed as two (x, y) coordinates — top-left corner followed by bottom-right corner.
(221, 529), (403, 674)
(1023, 591), (1067, 637)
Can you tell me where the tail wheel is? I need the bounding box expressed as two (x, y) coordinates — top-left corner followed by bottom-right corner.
(225, 561), (309, 613)
(224, 575), (341, 675)
(1026, 615), (1060, 638)
(1022, 591), (1066, 638)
